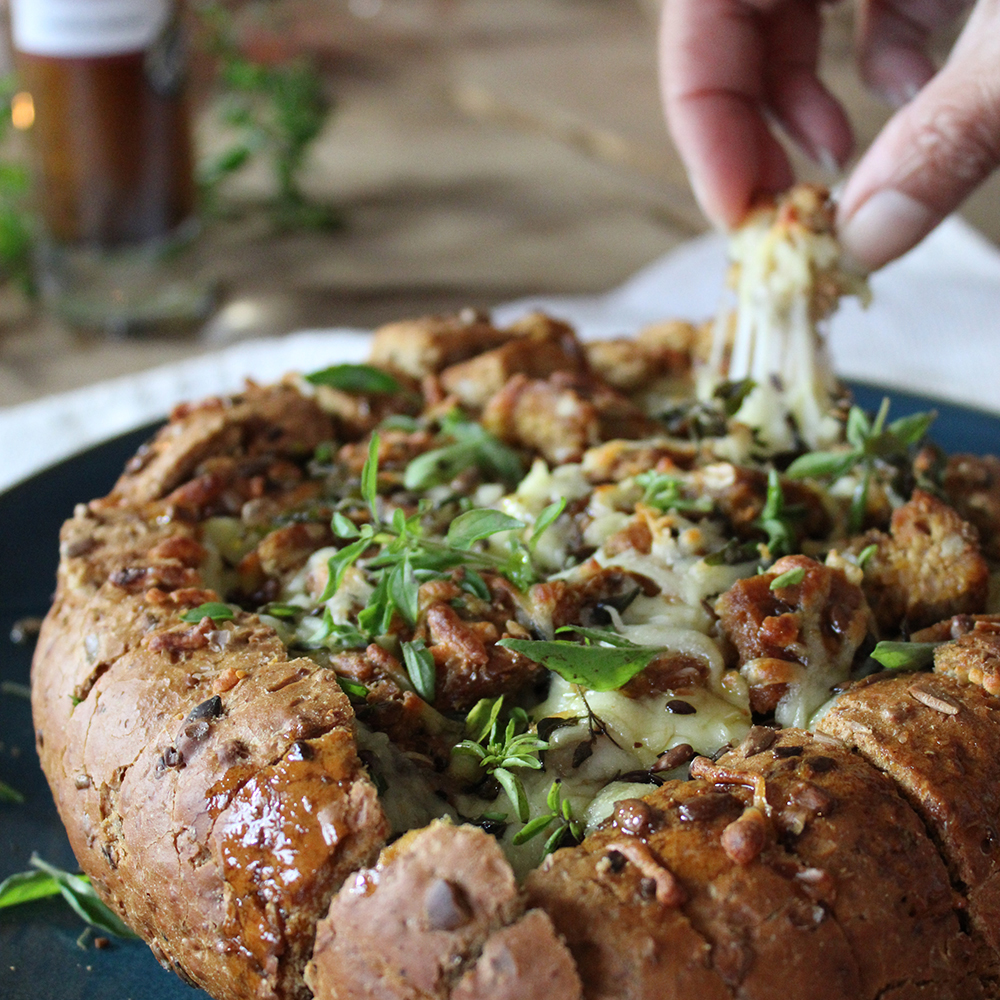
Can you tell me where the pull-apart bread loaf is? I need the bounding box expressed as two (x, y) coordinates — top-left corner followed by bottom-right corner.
(31, 188), (1000, 999)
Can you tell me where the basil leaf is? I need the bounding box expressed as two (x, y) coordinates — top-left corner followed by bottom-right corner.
(0, 869), (61, 908)
(390, 556), (419, 627)
(361, 434), (380, 517)
(887, 410), (936, 448)
(870, 640), (941, 670)
(404, 421), (523, 491)
(319, 534), (372, 602)
(554, 625), (639, 648)
(493, 767), (530, 823)
(512, 813), (556, 845)
(459, 568), (491, 601)
(29, 855), (138, 939)
(331, 512), (361, 539)
(845, 405), (872, 449)
(465, 696), (505, 743)
(546, 780), (562, 814)
(336, 676), (369, 700)
(529, 498), (567, 551)
(0, 779), (24, 803)
(497, 638), (663, 692)
(306, 364), (400, 395)
(857, 543), (878, 569)
(179, 602), (234, 624)
(784, 448), (860, 481)
(357, 572), (395, 638)
(402, 639), (436, 702)
(260, 602), (301, 620)
(769, 567), (806, 590)
(542, 823), (571, 856)
(447, 510), (526, 549)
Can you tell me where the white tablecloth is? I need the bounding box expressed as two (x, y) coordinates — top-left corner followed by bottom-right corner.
(2, 215), (998, 493)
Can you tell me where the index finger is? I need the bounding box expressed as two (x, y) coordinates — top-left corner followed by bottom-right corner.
(661, 0), (851, 229)
(660, 0), (794, 227)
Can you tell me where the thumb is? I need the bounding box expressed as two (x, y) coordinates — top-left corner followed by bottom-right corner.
(837, 0), (1000, 271)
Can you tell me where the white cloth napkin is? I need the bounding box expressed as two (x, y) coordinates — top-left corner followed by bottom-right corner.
(1, 215), (998, 493)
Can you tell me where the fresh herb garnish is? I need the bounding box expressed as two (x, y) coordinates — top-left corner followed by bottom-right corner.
(0, 855), (139, 939)
(497, 632), (664, 692)
(786, 399), (936, 533)
(870, 640), (941, 670)
(305, 364), (400, 395)
(529, 498), (567, 551)
(336, 676), (369, 701)
(447, 510), (526, 549)
(403, 412), (523, 490)
(511, 780), (583, 855)
(0, 780), (24, 804)
(754, 469), (804, 558)
(454, 697), (548, 823)
(260, 602), (301, 620)
(715, 378), (757, 417)
(1, 680), (30, 700)
(635, 471), (713, 515)
(299, 607), (367, 651)
(179, 602), (235, 624)
(769, 566), (806, 590)
(401, 639), (436, 702)
(857, 543), (878, 569)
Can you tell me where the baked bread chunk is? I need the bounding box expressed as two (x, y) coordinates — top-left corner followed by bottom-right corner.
(31, 189), (1000, 999)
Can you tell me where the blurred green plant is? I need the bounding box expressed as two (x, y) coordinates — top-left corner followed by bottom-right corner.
(0, 5), (338, 297)
(0, 76), (35, 295)
(194, 0), (340, 229)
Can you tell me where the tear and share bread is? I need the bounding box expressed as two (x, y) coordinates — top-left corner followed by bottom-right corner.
(31, 299), (1000, 999)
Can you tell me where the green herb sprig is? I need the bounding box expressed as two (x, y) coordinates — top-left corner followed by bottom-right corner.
(305, 364), (400, 395)
(0, 780), (24, 804)
(511, 780), (583, 855)
(453, 697), (548, 823)
(870, 640), (941, 671)
(179, 602), (235, 624)
(786, 399), (935, 533)
(769, 566), (806, 590)
(195, 1), (338, 229)
(754, 470), (805, 559)
(634, 471), (713, 515)
(0, 855), (138, 939)
(404, 412), (523, 491)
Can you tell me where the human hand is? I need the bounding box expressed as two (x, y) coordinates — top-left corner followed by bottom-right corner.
(660, 0), (1000, 270)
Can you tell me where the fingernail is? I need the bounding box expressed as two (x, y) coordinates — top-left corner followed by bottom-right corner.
(815, 146), (842, 176)
(838, 189), (937, 271)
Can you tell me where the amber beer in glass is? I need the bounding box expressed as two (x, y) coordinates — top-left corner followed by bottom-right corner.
(10, 0), (213, 333)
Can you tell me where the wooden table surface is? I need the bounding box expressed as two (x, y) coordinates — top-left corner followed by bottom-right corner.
(0, 0), (996, 409)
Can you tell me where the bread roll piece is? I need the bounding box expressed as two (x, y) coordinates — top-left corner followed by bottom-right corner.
(306, 821), (582, 1000)
(817, 671), (1000, 964)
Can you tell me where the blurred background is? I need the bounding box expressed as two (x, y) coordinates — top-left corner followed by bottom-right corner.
(0, 0), (997, 410)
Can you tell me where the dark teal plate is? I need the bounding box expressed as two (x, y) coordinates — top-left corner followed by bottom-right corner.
(1, 385), (998, 1000)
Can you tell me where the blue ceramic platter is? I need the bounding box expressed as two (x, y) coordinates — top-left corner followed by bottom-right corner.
(1, 384), (998, 1000)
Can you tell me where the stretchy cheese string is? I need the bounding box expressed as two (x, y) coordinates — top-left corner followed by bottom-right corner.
(700, 186), (869, 452)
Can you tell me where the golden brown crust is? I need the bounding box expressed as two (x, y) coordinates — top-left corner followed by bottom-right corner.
(306, 822), (582, 1000)
(32, 398), (388, 1000)
(856, 490), (989, 634)
(709, 729), (986, 998)
(528, 778), (863, 1000)
(816, 672), (1000, 962)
